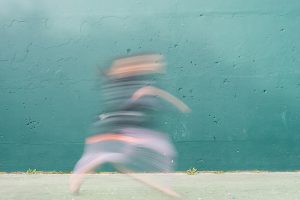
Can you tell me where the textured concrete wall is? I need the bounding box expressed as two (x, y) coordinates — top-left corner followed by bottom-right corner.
(1, 0), (300, 171)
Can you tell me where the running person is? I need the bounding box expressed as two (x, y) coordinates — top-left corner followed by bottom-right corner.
(70, 54), (190, 198)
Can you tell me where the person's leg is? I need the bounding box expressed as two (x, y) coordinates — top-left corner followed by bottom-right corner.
(117, 128), (180, 198)
(115, 164), (180, 198)
(70, 153), (104, 193)
(70, 152), (126, 193)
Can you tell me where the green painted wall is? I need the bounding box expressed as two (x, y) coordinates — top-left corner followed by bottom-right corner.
(1, 0), (300, 171)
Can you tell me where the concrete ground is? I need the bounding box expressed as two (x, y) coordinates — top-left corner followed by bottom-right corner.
(1, 172), (300, 200)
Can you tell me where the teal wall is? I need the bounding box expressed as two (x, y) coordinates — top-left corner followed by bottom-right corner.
(1, 0), (300, 171)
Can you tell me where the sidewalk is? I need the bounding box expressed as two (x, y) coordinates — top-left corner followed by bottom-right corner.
(1, 172), (300, 200)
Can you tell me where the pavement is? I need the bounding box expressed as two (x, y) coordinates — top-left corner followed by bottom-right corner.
(1, 172), (300, 200)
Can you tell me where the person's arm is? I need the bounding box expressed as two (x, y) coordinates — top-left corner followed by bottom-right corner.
(131, 86), (191, 113)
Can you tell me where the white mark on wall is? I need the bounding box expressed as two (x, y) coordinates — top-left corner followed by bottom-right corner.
(281, 111), (287, 129)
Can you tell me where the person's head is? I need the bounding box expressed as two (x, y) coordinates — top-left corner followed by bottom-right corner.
(106, 54), (166, 79)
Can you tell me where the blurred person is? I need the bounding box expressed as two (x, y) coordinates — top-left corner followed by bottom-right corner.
(70, 54), (190, 198)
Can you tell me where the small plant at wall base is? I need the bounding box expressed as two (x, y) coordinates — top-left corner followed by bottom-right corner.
(26, 168), (38, 174)
(186, 167), (198, 175)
